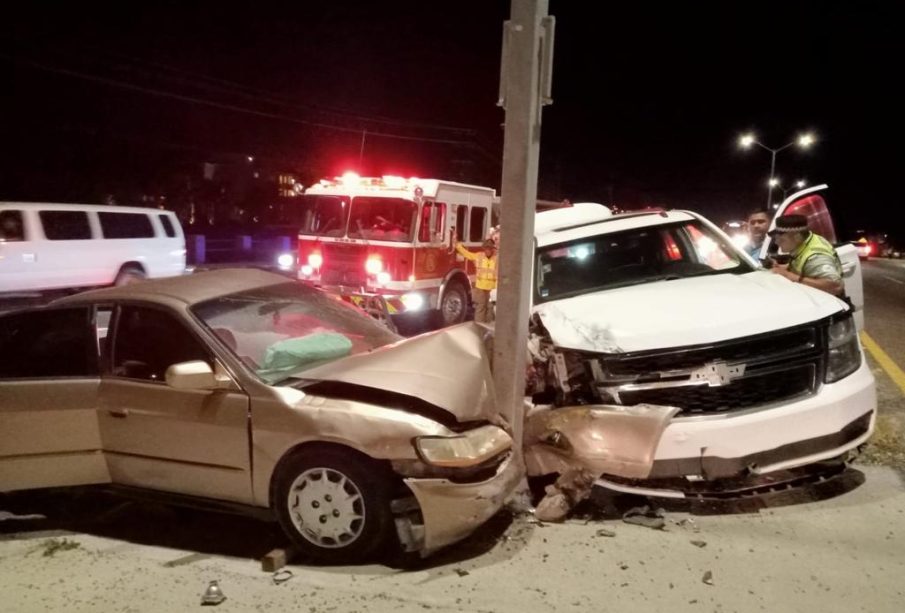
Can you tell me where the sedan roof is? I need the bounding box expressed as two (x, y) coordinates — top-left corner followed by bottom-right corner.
(55, 268), (292, 307)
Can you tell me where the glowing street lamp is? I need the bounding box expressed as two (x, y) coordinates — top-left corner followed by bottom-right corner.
(737, 132), (817, 207)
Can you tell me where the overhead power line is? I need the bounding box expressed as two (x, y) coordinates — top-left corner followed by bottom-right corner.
(2, 52), (479, 146)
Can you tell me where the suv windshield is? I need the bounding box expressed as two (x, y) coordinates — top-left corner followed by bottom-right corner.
(536, 220), (753, 303)
(347, 197), (416, 242)
(192, 282), (400, 384)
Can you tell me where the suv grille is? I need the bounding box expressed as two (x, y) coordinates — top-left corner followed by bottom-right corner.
(593, 323), (825, 416)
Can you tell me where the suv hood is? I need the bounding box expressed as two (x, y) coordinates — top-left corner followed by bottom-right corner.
(534, 271), (847, 353)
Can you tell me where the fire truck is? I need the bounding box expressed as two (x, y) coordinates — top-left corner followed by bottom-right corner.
(294, 173), (496, 328)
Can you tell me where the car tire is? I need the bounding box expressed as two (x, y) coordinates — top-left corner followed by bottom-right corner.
(114, 265), (146, 286)
(436, 281), (468, 327)
(273, 447), (395, 563)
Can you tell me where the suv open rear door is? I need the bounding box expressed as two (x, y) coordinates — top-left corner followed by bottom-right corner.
(761, 185), (864, 330)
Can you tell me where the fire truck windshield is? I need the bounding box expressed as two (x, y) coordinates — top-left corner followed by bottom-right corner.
(347, 197), (416, 243)
(297, 195), (350, 237)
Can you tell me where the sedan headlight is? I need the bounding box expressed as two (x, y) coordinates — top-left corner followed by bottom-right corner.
(414, 425), (512, 468)
(825, 315), (861, 383)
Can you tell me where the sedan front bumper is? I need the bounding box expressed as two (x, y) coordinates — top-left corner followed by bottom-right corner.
(401, 452), (522, 555)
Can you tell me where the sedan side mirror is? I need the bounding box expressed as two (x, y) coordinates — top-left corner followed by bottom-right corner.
(165, 360), (228, 390)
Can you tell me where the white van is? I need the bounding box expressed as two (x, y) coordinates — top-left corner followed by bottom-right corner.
(0, 202), (186, 295)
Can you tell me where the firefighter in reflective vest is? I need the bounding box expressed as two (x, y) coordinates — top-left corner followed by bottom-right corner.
(454, 233), (498, 323)
(768, 214), (844, 296)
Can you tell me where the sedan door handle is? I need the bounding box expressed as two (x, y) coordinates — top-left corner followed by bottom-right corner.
(108, 408), (130, 418)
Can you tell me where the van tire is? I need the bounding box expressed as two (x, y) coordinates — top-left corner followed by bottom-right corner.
(114, 265), (146, 286)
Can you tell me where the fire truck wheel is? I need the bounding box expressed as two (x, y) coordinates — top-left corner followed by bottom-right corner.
(436, 282), (468, 327)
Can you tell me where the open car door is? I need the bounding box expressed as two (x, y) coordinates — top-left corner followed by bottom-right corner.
(761, 184), (864, 330)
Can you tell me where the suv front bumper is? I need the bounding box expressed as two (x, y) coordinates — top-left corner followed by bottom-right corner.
(643, 359), (876, 480)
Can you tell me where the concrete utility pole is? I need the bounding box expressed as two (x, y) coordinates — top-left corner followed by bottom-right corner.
(494, 0), (554, 452)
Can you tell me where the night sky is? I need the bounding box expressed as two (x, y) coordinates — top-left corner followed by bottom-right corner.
(2, 1), (902, 239)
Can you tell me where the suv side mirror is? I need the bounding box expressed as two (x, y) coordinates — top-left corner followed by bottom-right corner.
(165, 360), (226, 390)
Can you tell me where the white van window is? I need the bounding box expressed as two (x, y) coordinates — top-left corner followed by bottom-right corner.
(0, 210), (25, 241)
(158, 214), (176, 238)
(99, 212), (155, 239)
(39, 210), (92, 240)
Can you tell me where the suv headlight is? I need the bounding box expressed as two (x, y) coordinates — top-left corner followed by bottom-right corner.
(414, 425), (512, 468)
(825, 315), (861, 383)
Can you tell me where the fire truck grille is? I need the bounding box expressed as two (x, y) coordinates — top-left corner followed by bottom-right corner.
(322, 244), (367, 286)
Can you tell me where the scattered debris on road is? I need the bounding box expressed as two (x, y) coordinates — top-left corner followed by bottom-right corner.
(271, 570), (294, 585)
(534, 468), (596, 522)
(690, 540), (707, 548)
(201, 580), (227, 606)
(454, 568), (470, 577)
(596, 528), (617, 538)
(702, 570), (714, 586)
(622, 505), (667, 530)
(36, 538), (81, 557)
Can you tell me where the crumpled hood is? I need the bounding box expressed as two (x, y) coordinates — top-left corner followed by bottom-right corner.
(535, 271), (847, 353)
(298, 322), (496, 423)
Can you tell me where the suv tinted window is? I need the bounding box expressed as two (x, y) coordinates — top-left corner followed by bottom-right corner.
(99, 212), (155, 239)
(39, 210), (92, 240)
(112, 306), (210, 381)
(0, 308), (98, 378)
(158, 214), (176, 238)
(0, 210), (25, 241)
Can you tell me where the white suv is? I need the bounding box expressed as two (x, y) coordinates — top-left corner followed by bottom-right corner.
(528, 186), (875, 494)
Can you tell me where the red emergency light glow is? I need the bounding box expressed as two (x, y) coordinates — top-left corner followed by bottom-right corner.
(308, 252), (324, 268)
(365, 255), (383, 275)
(340, 171), (361, 185)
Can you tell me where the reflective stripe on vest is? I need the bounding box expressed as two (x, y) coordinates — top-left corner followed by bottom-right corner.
(789, 232), (842, 277)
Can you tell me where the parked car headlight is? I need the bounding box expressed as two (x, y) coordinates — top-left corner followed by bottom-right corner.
(825, 315), (861, 383)
(414, 425), (512, 468)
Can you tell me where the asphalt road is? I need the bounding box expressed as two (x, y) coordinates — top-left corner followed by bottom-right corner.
(862, 259), (905, 368)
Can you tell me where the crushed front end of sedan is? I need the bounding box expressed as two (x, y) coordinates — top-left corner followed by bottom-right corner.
(0, 270), (520, 562)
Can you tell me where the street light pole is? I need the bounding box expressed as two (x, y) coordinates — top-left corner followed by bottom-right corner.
(495, 0), (553, 459)
(767, 149), (777, 209)
(738, 132), (815, 208)
(777, 179), (808, 204)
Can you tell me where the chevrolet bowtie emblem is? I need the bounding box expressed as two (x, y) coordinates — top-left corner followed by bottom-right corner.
(691, 361), (746, 387)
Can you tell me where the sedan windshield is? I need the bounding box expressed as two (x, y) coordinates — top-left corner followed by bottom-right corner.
(192, 282), (400, 383)
(536, 220), (753, 303)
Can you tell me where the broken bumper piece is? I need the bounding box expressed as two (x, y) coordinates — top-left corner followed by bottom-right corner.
(399, 451), (522, 555)
(524, 404), (681, 480)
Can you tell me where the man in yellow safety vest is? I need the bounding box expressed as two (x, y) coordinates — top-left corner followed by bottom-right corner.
(768, 214), (844, 296)
(454, 235), (498, 323)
